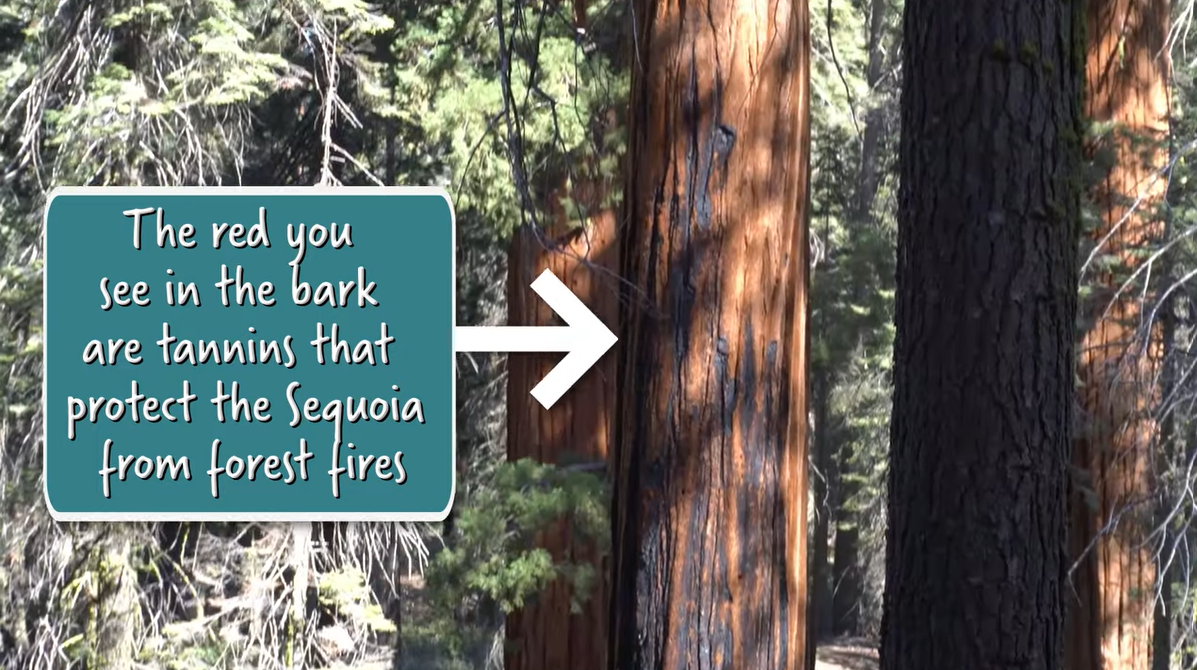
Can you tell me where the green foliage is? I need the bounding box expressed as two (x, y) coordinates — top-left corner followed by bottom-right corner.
(807, 0), (900, 638)
(387, 0), (626, 235)
(0, 0), (624, 666)
(318, 567), (396, 633)
(425, 458), (608, 618)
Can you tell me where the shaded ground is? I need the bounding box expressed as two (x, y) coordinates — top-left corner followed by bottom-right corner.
(400, 573), (878, 670)
(816, 640), (879, 670)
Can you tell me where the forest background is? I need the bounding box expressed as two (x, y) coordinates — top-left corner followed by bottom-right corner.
(1, 0), (1192, 669)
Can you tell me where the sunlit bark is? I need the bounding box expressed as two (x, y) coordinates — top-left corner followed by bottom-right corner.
(609, 0), (812, 667)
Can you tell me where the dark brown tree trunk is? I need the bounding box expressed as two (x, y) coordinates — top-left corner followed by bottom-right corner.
(1067, 1), (1170, 669)
(608, 0), (811, 667)
(881, 1), (1084, 669)
(1151, 277), (1179, 670)
(855, 0), (891, 218)
(1151, 401), (1173, 670)
(830, 495), (861, 637)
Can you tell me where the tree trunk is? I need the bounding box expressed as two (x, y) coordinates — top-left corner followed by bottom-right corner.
(1068, 1), (1170, 669)
(609, 0), (812, 667)
(855, 0), (892, 218)
(881, 1), (1084, 669)
(1150, 300), (1175, 670)
(393, 577), (404, 670)
(502, 4), (623, 665)
(286, 523), (311, 669)
(830, 488), (861, 637)
(89, 534), (139, 669)
(811, 375), (834, 648)
(504, 202), (620, 670)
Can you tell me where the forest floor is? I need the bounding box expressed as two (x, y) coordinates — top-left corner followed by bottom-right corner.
(397, 573), (880, 670)
(815, 640), (879, 670)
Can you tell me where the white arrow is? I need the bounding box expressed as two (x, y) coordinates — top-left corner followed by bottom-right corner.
(455, 269), (618, 410)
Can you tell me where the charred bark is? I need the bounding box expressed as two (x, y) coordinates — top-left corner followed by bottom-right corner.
(609, 0), (812, 667)
(881, 1), (1084, 669)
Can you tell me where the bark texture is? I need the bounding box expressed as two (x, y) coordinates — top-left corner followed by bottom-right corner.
(1068, 1), (1170, 669)
(503, 0), (625, 664)
(609, 0), (811, 667)
(881, 1), (1084, 669)
(505, 197), (620, 670)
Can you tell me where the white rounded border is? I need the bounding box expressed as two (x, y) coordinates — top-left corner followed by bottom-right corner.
(42, 186), (458, 522)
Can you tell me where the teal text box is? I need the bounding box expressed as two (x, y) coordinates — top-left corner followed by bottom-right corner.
(44, 187), (456, 521)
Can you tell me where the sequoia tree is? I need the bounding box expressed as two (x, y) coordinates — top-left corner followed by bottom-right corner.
(505, 184), (620, 670)
(608, 0), (811, 667)
(881, 1), (1084, 669)
(1067, 0), (1171, 668)
(503, 1), (626, 667)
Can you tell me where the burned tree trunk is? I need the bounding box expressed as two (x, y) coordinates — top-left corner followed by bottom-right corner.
(1067, 1), (1170, 669)
(881, 0), (1085, 669)
(609, 0), (812, 667)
